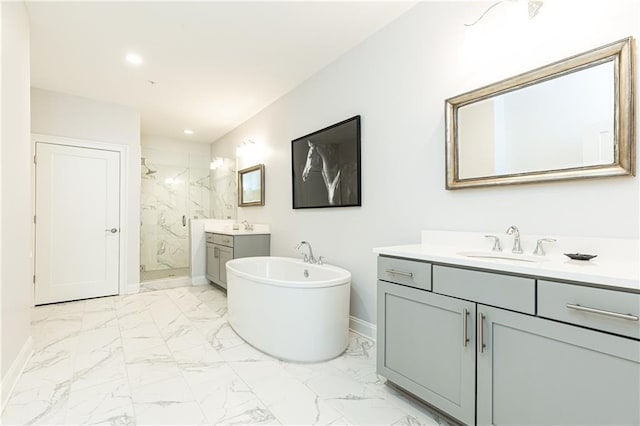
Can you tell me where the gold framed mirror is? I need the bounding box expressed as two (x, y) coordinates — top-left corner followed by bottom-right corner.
(445, 37), (635, 189)
(238, 164), (265, 207)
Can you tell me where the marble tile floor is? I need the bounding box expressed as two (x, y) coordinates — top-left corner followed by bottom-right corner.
(139, 276), (193, 293)
(140, 267), (191, 283)
(2, 284), (452, 426)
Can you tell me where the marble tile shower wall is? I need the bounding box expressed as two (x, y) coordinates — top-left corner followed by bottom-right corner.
(211, 158), (237, 220)
(140, 157), (211, 272)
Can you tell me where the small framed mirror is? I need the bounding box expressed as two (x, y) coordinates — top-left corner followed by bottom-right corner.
(446, 37), (635, 189)
(238, 164), (265, 207)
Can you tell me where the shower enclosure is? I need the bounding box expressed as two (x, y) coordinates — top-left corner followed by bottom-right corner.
(140, 148), (211, 282)
(210, 157), (237, 219)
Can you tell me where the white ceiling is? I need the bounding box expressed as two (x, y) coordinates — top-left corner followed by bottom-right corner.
(26, 1), (415, 144)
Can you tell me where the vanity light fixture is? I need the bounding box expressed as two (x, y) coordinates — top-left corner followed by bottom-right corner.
(236, 140), (256, 158)
(465, 0), (543, 27)
(125, 53), (143, 65)
(183, 129), (194, 135)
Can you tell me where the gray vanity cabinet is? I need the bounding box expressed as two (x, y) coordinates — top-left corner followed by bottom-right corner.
(206, 232), (270, 289)
(477, 304), (640, 425)
(377, 279), (476, 426)
(377, 255), (640, 425)
(207, 243), (232, 286)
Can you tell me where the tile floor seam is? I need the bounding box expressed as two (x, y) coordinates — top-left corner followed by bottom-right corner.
(114, 298), (139, 424)
(159, 293), (210, 424)
(172, 291), (276, 425)
(224, 358), (282, 425)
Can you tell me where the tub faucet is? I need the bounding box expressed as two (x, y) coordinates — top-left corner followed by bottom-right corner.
(242, 220), (253, 231)
(506, 225), (523, 254)
(296, 241), (317, 264)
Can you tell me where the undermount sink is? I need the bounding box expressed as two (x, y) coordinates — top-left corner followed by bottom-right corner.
(457, 251), (549, 263)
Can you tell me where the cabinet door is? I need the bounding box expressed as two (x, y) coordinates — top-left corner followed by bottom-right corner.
(477, 305), (640, 425)
(218, 246), (233, 287)
(377, 280), (476, 425)
(206, 244), (218, 281)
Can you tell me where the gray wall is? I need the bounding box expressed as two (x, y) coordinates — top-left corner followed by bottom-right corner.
(211, 1), (640, 326)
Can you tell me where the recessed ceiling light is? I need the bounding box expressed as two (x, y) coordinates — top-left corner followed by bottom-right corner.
(125, 53), (142, 65)
(183, 129), (194, 135)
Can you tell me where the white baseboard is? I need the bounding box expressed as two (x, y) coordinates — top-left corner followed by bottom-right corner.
(1, 336), (34, 411)
(126, 282), (140, 294)
(349, 316), (376, 341)
(192, 275), (209, 286)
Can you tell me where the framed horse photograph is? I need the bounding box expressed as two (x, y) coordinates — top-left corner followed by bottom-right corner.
(291, 115), (361, 209)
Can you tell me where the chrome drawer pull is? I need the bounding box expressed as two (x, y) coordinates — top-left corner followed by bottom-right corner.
(566, 303), (639, 321)
(385, 269), (413, 278)
(463, 309), (469, 347)
(478, 313), (486, 353)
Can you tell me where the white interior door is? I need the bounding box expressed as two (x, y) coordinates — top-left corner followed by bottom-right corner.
(35, 142), (120, 305)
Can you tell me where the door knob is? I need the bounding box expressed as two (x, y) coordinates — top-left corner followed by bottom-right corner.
(105, 228), (118, 233)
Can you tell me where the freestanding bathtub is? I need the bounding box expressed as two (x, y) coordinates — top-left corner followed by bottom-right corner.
(226, 256), (351, 362)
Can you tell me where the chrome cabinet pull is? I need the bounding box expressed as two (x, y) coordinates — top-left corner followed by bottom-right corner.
(214, 246), (219, 258)
(566, 303), (639, 321)
(478, 313), (486, 353)
(105, 228), (118, 233)
(463, 308), (470, 347)
(385, 269), (413, 278)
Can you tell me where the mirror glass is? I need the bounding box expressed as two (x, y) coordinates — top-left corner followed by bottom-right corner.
(238, 164), (265, 207)
(446, 37), (634, 189)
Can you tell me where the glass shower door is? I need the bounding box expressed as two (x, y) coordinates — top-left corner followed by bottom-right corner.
(140, 157), (190, 280)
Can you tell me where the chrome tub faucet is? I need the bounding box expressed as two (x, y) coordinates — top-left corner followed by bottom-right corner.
(296, 241), (320, 264)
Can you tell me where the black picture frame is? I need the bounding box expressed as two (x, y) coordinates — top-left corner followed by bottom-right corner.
(291, 115), (361, 209)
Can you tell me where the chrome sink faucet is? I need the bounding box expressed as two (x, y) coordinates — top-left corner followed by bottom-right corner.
(506, 225), (523, 254)
(484, 235), (502, 252)
(296, 241), (318, 264)
(241, 220), (253, 231)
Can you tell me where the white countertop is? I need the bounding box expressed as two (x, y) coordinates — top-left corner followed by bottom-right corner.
(205, 229), (270, 236)
(204, 222), (270, 236)
(374, 231), (639, 293)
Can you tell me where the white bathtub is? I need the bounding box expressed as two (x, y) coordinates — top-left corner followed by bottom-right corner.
(226, 256), (351, 362)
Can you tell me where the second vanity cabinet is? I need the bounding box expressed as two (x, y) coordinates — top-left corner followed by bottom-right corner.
(206, 232), (270, 289)
(377, 255), (640, 425)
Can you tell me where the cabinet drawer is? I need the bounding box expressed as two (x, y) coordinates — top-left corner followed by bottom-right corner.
(213, 234), (234, 247)
(206, 233), (215, 244)
(433, 265), (535, 314)
(538, 281), (640, 339)
(377, 256), (431, 291)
